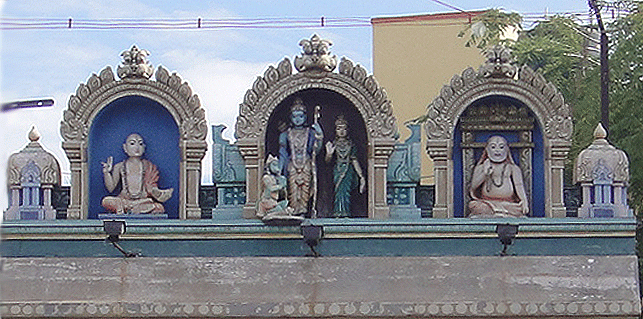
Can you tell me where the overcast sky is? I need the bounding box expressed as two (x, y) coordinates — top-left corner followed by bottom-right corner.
(0, 0), (592, 212)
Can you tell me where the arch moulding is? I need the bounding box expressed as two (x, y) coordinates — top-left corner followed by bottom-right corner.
(423, 46), (573, 218)
(235, 55), (398, 219)
(60, 60), (208, 220)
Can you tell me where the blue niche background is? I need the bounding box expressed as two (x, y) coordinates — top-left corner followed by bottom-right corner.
(88, 96), (180, 219)
(453, 97), (545, 218)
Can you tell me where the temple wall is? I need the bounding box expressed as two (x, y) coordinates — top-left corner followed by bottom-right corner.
(2, 254), (639, 318)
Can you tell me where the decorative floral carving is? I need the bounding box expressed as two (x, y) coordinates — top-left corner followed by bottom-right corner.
(294, 34), (337, 72)
(117, 45), (154, 79)
(479, 45), (517, 79)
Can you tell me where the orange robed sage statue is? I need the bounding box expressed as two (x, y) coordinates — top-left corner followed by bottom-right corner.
(101, 133), (173, 214)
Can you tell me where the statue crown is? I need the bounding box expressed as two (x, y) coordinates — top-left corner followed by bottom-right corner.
(335, 114), (348, 127)
(266, 154), (278, 166)
(291, 98), (306, 113)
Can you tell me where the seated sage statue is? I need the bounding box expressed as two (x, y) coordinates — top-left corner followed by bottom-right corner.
(468, 135), (528, 218)
(101, 133), (173, 214)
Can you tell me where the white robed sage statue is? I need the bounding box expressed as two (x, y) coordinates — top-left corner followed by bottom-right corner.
(468, 135), (528, 218)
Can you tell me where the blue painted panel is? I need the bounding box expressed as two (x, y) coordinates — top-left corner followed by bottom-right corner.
(88, 96), (180, 219)
(531, 122), (545, 217)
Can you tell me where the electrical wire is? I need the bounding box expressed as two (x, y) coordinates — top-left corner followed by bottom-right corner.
(0, 16), (372, 30)
(0, 6), (629, 31)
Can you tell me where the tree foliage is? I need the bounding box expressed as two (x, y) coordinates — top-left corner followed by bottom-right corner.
(512, 16), (601, 185)
(607, 3), (643, 211)
(458, 9), (522, 49)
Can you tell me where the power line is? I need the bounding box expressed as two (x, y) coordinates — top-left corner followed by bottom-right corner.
(0, 7), (627, 31)
(0, 16), (372, 30)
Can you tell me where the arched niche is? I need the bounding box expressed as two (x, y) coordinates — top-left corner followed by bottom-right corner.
(453, 95), (545, 218)
(423, 46), (572, 218)
(88, 96), (180, 219)
(60, 47), (207, 219)
(264, 89), (369, 218)
(235, 37), (398, 219)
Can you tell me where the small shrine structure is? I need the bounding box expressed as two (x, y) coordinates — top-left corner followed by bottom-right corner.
(5, 126), (61, 220)
(575, 123), (631, 217)
(423, 45), (573, 218)
(60, 45), (208, 219)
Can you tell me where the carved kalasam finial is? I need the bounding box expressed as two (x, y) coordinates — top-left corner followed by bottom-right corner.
(28, 125), (40, 142)
(117, 45), (154, 79)
(594, 122), (607, 140)
(294, 34), (338, 72)
(479, 45), (517, 79)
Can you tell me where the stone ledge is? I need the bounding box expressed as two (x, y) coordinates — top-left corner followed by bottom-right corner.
(1, 256), (640, 318)
(1, 218), (636, 240)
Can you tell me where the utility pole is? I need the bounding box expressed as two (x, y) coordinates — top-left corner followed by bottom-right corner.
(589, 0), (610, 134)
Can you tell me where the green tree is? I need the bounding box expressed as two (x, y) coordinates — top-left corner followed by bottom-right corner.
(511, 16), (601, 177)
(607, 3), (643, 211)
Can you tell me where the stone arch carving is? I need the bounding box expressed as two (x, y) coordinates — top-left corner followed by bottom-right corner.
(235, 58), (397, 141)
(424, 46), (572, 218)
(235, 37), (398, 219)
(61, 46), (207, 219)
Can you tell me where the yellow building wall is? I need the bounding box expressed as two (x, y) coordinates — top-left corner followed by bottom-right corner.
(372, 11), (485, 185)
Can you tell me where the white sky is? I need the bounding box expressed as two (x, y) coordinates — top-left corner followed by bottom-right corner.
(0, 0), (591, 212)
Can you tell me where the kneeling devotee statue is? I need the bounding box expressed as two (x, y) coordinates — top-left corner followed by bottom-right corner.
(101, 133), (173, 214)
(469, 135), (528, 218)
(257, 154), (303, 224)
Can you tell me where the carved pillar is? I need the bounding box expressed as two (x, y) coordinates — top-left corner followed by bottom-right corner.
(42, 185), (56, 220)
(63, 141), (87, 219)
(183, 140), (207, 219)
(548, 141), (568, 218)
(6, 186), (20, 220)
(578, 182), (592, 217)
(370, 139), (395, 219)
(614, 182), (628, 217)
(427, 139), (453, 218)
(238, 138), (260, 219)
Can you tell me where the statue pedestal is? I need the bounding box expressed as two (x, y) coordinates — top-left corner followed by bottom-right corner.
(97, 213), (169, 220)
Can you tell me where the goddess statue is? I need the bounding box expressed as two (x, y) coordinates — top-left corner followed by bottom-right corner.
(325, 115), (365, 217)
(468, 135), (528, 218)
(279, 98), (324, 215)
(101, 133), (173, 214)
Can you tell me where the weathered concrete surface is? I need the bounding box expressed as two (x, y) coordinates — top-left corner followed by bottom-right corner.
(1, 256), (640, 318)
